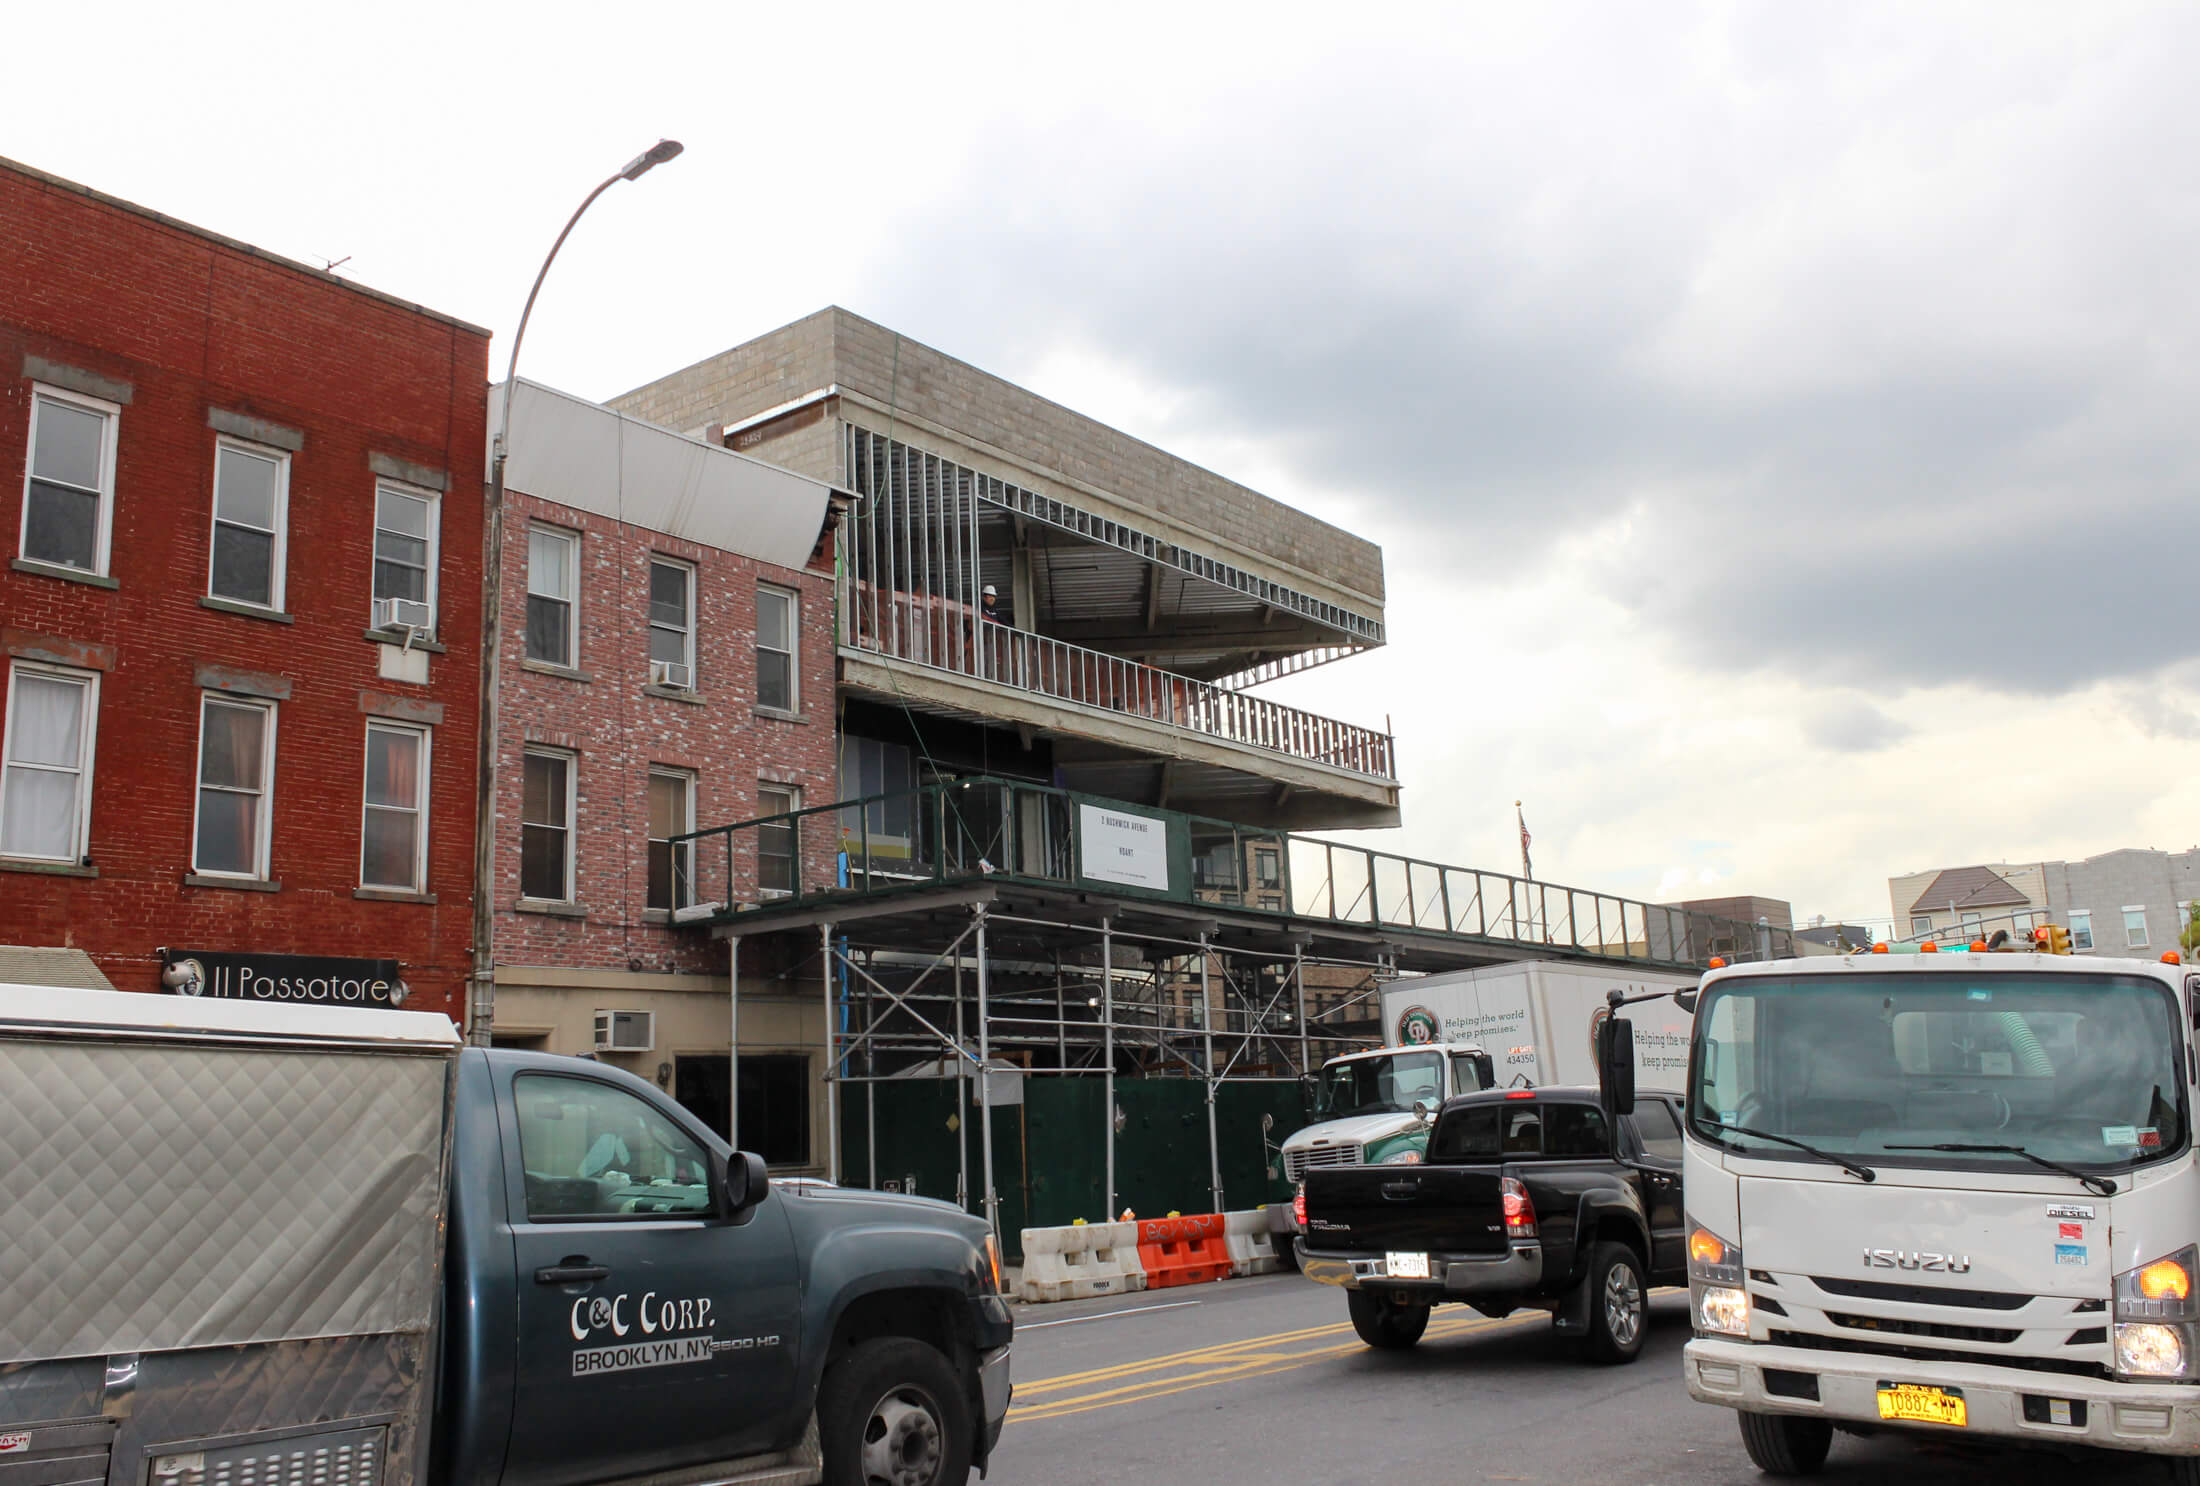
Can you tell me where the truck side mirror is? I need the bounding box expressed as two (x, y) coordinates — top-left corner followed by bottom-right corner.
(1674, 987), (1699, 1014)
(1598, 1016), (1637, 1120)
(714, 1149), (769, 1219)
(1414, 1098), (1437, 1125)
(1467, 1051), (1495, 1090)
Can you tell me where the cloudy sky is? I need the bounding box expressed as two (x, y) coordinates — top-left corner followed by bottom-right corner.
(13, 1), (2197, 929)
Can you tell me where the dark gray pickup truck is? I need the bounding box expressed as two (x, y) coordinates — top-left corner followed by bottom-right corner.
(1298, 1087), (1688, 1363)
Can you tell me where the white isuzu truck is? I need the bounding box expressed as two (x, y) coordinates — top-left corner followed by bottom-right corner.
(1673, 947), (2200, 1477)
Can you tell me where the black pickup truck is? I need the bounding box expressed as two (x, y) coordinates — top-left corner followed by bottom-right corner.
(1298, 1086), (1687, 1363)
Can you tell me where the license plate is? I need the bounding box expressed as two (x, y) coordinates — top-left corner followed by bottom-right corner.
(1386, 1251), (1430, 1279)
(1876, 1383), (1967, 1427)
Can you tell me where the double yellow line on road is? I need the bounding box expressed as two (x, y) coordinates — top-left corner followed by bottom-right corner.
(1011, 1309), (1546, 1423)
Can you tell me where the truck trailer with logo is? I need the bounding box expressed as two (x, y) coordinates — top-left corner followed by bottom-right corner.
(0, 983), (1011, 1486)
(1661, 949), (2200, 1478)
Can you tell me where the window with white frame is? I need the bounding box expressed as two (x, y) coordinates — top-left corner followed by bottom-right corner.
(1909, 915), (1932, 937)
(2069, 910), (2094, 951)
(2124, 906), (2149, 949)
(526, 526), (579, 667)
(208, 439), (288, 609)
(647, 767), (695, 911)
(1, 663), (97, 862)
(758, 782), (798, 895)
(757, 586), (796, 711)
(648, 559), (695, 690)
(21, 386), (118, 573)
(194, 695), (275, 878)
(1961, 911), (1983, 937)
(361, 721), (430, 892)
(372, 483), (439, 631)
(521, 749), (574, 902)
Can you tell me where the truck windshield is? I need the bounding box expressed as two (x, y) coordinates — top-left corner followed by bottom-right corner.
(1317, 1052), (1444, 1117)
(1688, 972), (2187, 1179)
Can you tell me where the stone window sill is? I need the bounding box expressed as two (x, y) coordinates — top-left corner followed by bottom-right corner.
(645, 684), (706, 705)
(0, 857), (97, 879)
(184, 873), (281, 893)
(642, 907), (671, 924)
(523, 659), (592, 683)
(356, 887), (438, 904)
(202, 596), (294, 623)
(12, 558), (118, 590)
(516, 897), (588, 919)
(365, 626), (448, 654)
(754, 706), (808, 724)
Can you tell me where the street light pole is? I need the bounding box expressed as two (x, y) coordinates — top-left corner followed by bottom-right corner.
(468, 139), (684, 1046)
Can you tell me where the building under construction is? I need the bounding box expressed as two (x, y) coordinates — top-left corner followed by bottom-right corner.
(478, 310), (1800, 1251)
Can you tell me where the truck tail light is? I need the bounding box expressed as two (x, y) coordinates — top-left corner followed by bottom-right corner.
(1501, 1177), (1537, 1240)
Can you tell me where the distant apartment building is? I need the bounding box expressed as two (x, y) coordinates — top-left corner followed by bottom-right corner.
(482, 381), (842, 1167)
(0, 156), (487, 1015)
(1891, 848), (2200, 956)
(1669, 895), (1794, 958)
(610, 308), (1398, 842)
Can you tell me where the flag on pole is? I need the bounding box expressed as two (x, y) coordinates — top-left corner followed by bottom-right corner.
(1516, 801), (1533, 881)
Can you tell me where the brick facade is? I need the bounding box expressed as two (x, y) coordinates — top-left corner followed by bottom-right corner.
(488, 490), (840, 974)
(0, 157), (486, 1016)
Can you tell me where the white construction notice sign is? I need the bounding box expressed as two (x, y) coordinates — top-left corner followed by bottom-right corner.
(1079, 804), (1170, 891)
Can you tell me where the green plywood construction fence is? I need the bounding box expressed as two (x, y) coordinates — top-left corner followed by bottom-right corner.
(839, 1075), (1308, 1260)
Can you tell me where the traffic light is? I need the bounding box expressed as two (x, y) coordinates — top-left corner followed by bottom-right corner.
(2034, 924), (2072, 955)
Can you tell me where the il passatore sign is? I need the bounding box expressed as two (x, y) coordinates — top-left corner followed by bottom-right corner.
(1078, 804), (1171, 892)
(162, 951), (408, 1007)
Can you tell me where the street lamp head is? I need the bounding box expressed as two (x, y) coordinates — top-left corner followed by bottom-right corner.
(620, 139), (685, 181)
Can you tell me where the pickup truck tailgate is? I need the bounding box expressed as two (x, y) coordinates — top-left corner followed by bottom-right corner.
(1303, 1166), (1508, 1254)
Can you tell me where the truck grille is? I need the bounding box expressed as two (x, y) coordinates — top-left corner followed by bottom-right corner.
(1811, 1276), (2031, 1311)
(1826, 1312), (2021, 1345)
(1769, 1329), (2108, 1380)
(1285, 1143), (1363, 1182)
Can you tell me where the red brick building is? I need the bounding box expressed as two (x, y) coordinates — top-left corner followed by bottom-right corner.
(0, 157), (488, 1016)
(484, 380), (841, 1166)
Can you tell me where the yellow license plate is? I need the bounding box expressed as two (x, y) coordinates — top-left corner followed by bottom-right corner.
(1876, 1384), (1967, 1427)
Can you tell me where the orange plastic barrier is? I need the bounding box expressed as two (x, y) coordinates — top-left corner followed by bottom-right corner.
(1136, 1213), (1229, 1289)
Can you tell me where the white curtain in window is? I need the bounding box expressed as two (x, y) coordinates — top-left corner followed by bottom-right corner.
(2, 674), (86, 859)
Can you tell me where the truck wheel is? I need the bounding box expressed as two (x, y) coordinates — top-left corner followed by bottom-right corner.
(1583, 1242), (1648, 1364)
(820, 1338), (974, 1486)
(1736, 1411), (1832, 1476)
(1347, 1289), (1430, 1350)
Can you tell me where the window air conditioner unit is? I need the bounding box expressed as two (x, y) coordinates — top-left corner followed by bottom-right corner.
(649, 660), (693, 690)
(593, 1010), (655, 1053)
(376, 597), (433, 631)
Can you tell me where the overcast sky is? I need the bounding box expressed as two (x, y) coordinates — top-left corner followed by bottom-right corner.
(13, 1), (2197, 928)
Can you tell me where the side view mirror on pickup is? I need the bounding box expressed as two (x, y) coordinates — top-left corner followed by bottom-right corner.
(713, 1149), (770, 1220)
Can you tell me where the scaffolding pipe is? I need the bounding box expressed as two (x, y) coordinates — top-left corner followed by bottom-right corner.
(954, 954), (968, 1213)
(821, 923), (839, 1183)
(1201, 937), (1222, 1213)
(865, 949), (878, 1191)
(1102, 916), (1115, 1219)
(1294, 942), (1309, 1079)
(975, 905), (1000, 1241)
(727, 935), (741, 1149)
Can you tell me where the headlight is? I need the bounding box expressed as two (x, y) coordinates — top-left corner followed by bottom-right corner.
(1697, 1286), (1751, 1338)
(2115, 1245), (2199, 1379)
(1381, 1147), (1424, 1165)
(2117, 1323), (2187, 1377)
(1687, 1219), (1748, 1337)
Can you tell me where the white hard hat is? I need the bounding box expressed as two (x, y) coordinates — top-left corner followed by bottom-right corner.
(982, 585), (998, 596)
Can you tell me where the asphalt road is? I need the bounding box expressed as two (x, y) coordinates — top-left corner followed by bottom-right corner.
(987, 1274), (2177, 1485)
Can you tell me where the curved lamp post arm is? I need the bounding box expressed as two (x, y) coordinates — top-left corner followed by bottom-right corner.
(469, 139), (683, 1045)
